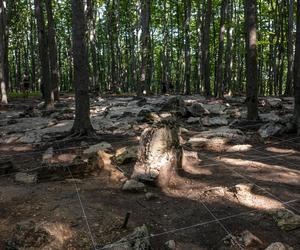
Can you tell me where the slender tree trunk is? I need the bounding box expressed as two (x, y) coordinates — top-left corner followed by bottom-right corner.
(34, 0), (53, 109)
(244, 0), (259, 120)
(215, 0), (228, 98)
(71, 0), (94, 135)
(286, 0), (294, 96)
(0, 0), (8, 104)
(139, 0), (151, 96)
(45, 0), (59, 101)
(294, 0), (300, 133)
(184, 0), (191, 95)
(202, 0), (212, 97)
(224, 1), (233, 94)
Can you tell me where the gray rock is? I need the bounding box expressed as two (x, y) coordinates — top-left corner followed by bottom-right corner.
(259, 112), (281, 122)
(202, 116), (228, 126)
(83, 142), (112, 154)
(164, 240), (176, 249)
(269, 208), (300, 231)
(115, 146), (138, 165)
(15, 172), (37, 184)
(264, 242), (293, 250)
(188, 103), (208, 117)
(258, 123), (283, 138)
(145, 192), (158, 200)
(201, 103), (227, 115)
(160, 96), (185, 111)
(238, 230), (262, 247)
(137, 109), (160, 123)
(122, 180), (145, 192)
(102, 225), (151, 250)
(186, 117), (201, 124)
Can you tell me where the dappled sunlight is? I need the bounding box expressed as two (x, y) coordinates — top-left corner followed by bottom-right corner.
(217, 157), (300, 185)
(227, 184), (285, 210)
(42, 222), (75, 246)
(226, 144), (252, 152)
(265, 147), (296, 154)
(0, 144), (33, 152)
(182, 149), (212, 176)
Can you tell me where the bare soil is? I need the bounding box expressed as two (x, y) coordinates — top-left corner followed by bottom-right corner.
(0, 96), (299, 250)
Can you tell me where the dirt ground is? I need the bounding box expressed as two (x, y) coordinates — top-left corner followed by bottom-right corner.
(0, 96), (299, 250)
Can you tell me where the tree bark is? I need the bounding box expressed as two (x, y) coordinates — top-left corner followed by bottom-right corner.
(294, 0), (300, 134)
(71, 0), (94, 135)
(139, 0), (151, 96)
(184, 0), (191, 95)
(286, 0), (294, 96)
(34, 0), (54, 109)
(244, 0), (259, 120)
(0, 0), (8, 104)
(202, 0), (213, 97)
(215, 0), (228, 98)
(45, 0), (59, 101)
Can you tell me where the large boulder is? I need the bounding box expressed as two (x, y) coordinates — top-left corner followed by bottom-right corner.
(101, 225), (151, 250)
(201, 103), (227, 115)
(202, 116), (228, 126)
(160, 96), (185, 111)
(258, 123), (284, 138)
(188, 103), (209, 117)
(132, 118), (182, 186)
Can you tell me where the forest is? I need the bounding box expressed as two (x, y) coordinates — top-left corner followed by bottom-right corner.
(0, 0), (300, 249)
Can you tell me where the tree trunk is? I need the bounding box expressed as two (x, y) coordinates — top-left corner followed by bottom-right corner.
(294, 0), (300, 134)
(244, 0), (259, 120)
(184, 0), (191, 95)
(132, 118), (182, 187)
(34, 0), (54, 109)
(45, 0), (59, 101)
(139, 0), (151, 96)
(202, 0), (212, 97)
(0, 0), (8, 104)
(286, 0), (294, 96)
(215, 0), (228, 98)
(71, 0), (94, 135)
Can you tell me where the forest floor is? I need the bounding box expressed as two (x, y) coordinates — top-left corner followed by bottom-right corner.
(0, 95), (299, 250)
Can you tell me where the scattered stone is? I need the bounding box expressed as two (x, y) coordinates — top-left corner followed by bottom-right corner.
(122, 179), (146, 192)
(102, 225), (151, 250)
(259, 112), (281, 122)
(269, 208), (300, 231)
(160, 96), (185, 111)
(258, 123), (284, 138)
(265, 98), (282, 108)
(201, 103), (227, 115)
(265, 242), (294, 250)
(137, 109), (160, 123)
(188, 103), (208, 117)
(238, 230), (263, 247)
(186, 117), (201, 124)
(115, 146), (138, 165)
(202, 116), (228, 126)
(15, 172), (37, 184)
(164, 240), (176, 249)
(83, 142), (112, 154)
(145, 192), (158, 200)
